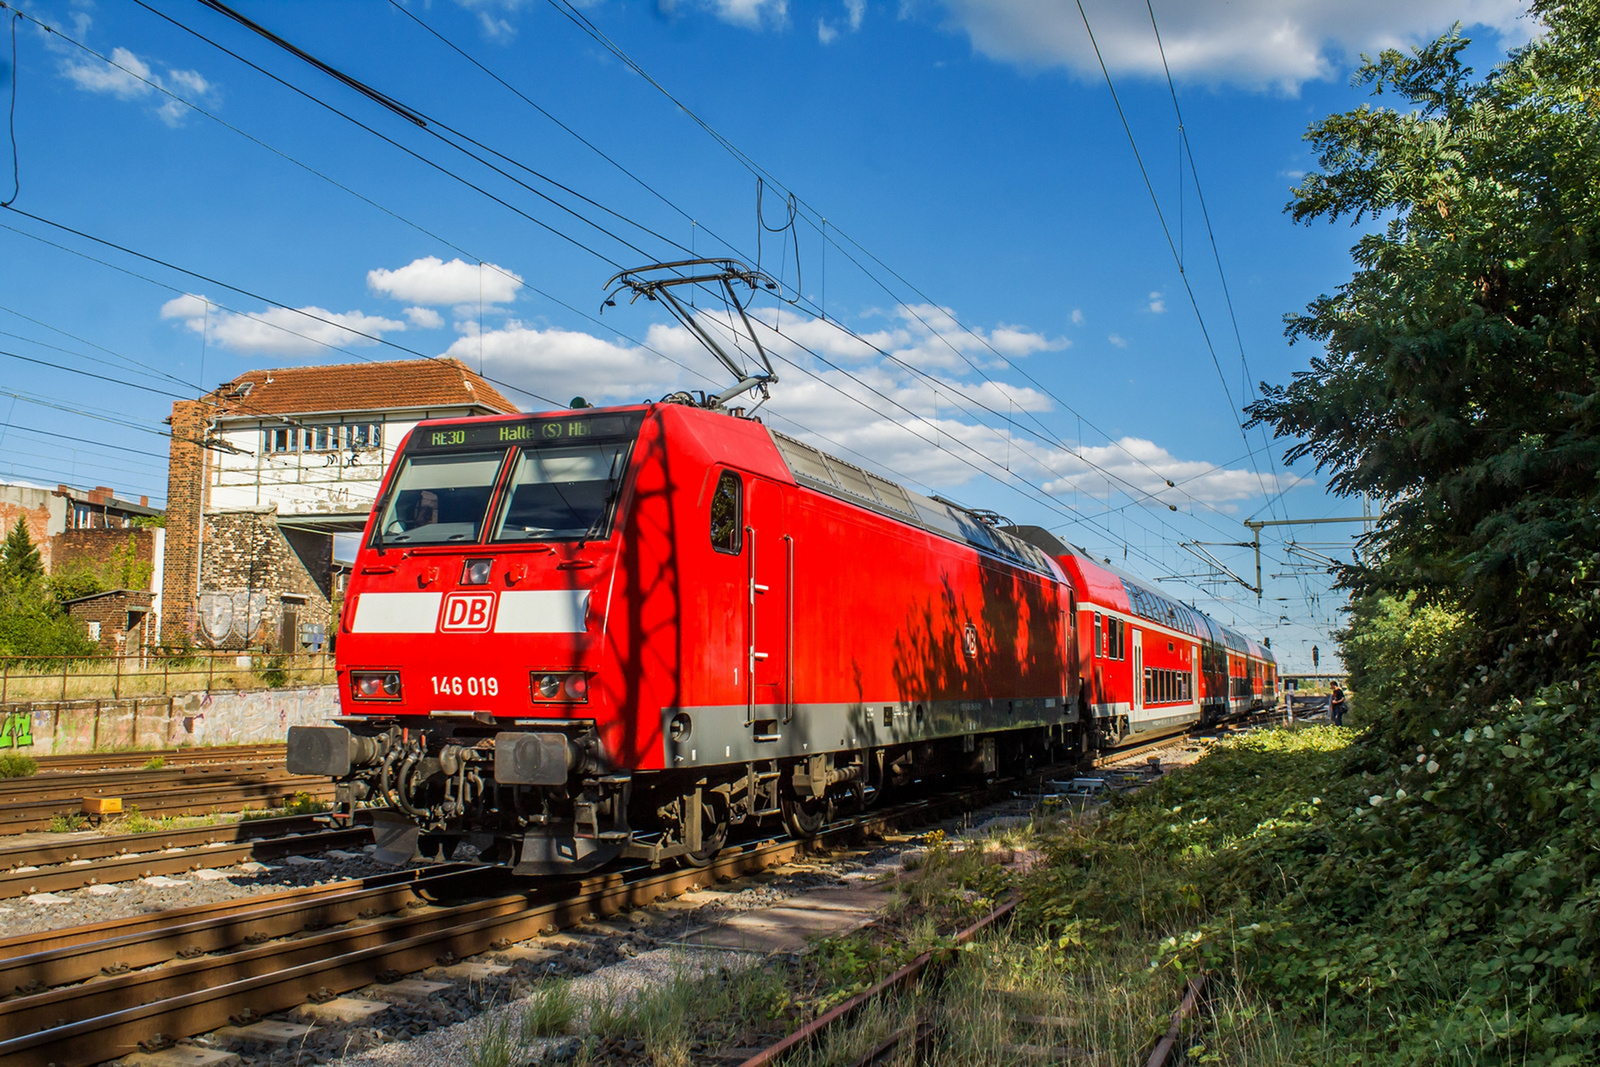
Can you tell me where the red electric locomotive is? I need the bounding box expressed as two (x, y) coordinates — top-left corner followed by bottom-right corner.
(288, 400), (1082, 872)
(1003, 527), (1279, 744)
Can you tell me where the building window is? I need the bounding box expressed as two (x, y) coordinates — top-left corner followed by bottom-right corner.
(268, 427), (298, 453)
(88, 621), (102, 642)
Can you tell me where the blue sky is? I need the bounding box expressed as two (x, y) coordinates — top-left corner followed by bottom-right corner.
(0, 0), (1535, 669)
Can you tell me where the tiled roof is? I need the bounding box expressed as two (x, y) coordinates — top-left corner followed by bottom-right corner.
(209, 358), (518, 418)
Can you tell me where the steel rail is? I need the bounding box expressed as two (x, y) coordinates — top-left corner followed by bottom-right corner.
(0, 779), (337, 832)
(1, 766), (315, 805)
(0, 864), (481, 992)
(0, 776), (1015, 1067)
(1145, 974), (1208, 1067)
(0, 824), (373, 899)
(0, 811), (360, 869)
(736, 895), (1021, 1067)
(30, 744), (287, 773)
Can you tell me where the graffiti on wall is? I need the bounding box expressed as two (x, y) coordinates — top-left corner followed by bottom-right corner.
(198, 591), (275, 646)
(0, 710), (35, 748)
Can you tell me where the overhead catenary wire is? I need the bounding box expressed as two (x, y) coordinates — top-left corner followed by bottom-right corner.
(12, 2), (1328, 646)
(530, 0), (1303, 563)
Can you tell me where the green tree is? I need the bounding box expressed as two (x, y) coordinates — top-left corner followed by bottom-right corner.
(0, 517), (44, 593)
(1248, 1), (1600, 696)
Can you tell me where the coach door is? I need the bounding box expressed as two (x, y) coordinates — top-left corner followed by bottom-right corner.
(744, 477), (792, 738)
(1131, 628), (1144, 715)
(1192, 643), (1202, 712)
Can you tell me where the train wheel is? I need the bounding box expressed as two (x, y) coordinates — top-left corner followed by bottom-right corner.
(681, 794), (729, 868)
(781, 792), (831, 838)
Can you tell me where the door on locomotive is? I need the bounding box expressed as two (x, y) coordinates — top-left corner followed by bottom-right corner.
(744, 477), (792, 737)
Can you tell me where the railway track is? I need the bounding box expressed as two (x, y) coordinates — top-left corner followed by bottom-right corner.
(0, 771), (337, 833)
(0, 776), (1029, 1067)
(29, 744), (287, 774)
(0, 812), (373, 898)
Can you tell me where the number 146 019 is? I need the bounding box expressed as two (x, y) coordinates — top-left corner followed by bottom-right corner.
(431, 676), (498, 697)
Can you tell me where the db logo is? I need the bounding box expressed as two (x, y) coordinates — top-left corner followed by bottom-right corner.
(962, 622), (979, 659)
(440, 591), (496, 633)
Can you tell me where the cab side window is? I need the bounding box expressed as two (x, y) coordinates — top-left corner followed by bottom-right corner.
(709, 471), (743, 554)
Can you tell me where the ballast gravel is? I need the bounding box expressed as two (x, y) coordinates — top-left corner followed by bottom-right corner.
(3, 846), (401, 938)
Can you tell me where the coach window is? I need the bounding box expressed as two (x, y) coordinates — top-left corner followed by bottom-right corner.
(1094, 613), (1103, 657)
(710, 471), (743, 554)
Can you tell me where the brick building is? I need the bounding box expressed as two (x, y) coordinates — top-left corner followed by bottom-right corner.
(160, 358), (518, 649)
(63, 589), (156, 652)
(0, 482), (161, 572)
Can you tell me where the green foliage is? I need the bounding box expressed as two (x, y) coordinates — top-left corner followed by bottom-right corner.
(0, 516), (97, 660)
(48, 812), (87, 832)
(1027, 711), (1600, 1066)
(44, 562), (106, 604)
(0, 609), (98, 660)
(260, 654), (289, 689)
(0, 752), (38, 777)
(107, 534), (153, 590)
(1246, 2), (1600, 690)
(242, 791), (329, 821)
(462, 1012), (514, 1067)
(0, 517), (43, 590)
(519, 980), (574, 1039)
(1340, 592), (1474, 742)
(142, 756), (166, 770)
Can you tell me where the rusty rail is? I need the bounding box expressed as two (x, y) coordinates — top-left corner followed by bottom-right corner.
(737, 895), (1020, 1067)
(0, 770), (1017, 1067)
(1145, 974), (1209, 1067)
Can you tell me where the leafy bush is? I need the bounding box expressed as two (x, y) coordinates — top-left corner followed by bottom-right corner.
(1339, 592), (1475, 743)
(1028, 706), (1600, 1066)
(0, 752), (38, 777)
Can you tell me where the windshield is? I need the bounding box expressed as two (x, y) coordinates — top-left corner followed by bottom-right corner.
(491, 442), (631, 542)
(376, 452), (504, 545)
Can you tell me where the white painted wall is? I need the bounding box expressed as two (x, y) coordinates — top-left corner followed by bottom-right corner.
(208, 406), (483, 516)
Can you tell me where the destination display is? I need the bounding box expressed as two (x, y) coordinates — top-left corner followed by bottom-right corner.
(415, 412), (642, 451)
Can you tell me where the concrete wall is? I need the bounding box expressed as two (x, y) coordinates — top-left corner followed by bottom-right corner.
(0, 683), (338, 755)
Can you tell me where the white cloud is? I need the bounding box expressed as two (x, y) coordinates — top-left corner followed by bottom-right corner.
(930, 0), (1534, 92)
(160, 293), (408, 356)
(61, 46), (214, 127)
(1070, 309), (1084, 326)
(1148, 291), (1165, 314)
(706, 0), (788, 28)
(1040, 436), (1288, 510)
(1108, 333), (1127, 348)
(452, 302), (1269, 508)
(367, 257), (524, 307)
(447, 321), (689, 403)
(404, 307), (445, 329)
(821, 0), (865, 42)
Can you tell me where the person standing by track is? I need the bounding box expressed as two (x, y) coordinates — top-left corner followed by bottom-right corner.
(1330, 683), (1347, 726)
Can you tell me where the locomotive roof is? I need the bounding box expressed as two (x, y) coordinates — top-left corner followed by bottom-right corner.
(766, 429), (1060, 580)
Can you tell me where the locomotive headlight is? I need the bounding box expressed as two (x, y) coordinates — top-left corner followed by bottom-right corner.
(351, 670), (402, 701)
(531, 671), (588, 703)
(461, 558), (493, 586)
